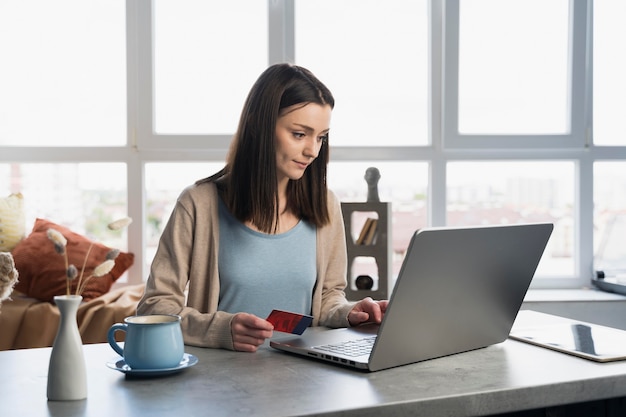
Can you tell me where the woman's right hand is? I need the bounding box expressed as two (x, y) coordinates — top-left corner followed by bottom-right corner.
(230, 312), (274, 352)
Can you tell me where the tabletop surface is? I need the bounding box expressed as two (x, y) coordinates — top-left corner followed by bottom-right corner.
(3, 321), (626, 417)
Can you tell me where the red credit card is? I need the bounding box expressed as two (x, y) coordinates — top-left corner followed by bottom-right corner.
(266, 309), (313, 335)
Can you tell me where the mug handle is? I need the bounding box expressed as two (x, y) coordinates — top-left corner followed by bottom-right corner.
(107, 323), (127, 356)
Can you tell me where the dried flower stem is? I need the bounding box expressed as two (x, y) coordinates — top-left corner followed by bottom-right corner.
(75, 242), (94, 296)
(47, 229), (70, 295)
(64, 252), (69, 296)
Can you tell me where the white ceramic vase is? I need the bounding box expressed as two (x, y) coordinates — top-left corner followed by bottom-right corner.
(47, 295), (87, 401)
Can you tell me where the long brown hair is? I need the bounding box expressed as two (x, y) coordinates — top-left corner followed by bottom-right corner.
(201, 63), (335, 233)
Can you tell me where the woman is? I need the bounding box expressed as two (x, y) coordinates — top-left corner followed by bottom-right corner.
(138, 63), (387, 352)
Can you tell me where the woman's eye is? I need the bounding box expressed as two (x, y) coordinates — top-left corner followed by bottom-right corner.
(318, 134), (328, 143)
(293, 132), (306, 139)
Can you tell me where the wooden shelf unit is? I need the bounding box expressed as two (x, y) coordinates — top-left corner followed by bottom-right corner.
(341, 202), (391, 301)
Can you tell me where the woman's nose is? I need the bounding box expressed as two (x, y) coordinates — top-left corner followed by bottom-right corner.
(303, 137), (320, 158)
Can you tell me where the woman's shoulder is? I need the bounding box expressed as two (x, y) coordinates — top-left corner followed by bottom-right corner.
(326, 188), (340, 207)
(177, 179), (219, 206)
(324, 189), (343, 223)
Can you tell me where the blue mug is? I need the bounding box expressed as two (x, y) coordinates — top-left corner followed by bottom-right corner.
(107, 314), (184, 369)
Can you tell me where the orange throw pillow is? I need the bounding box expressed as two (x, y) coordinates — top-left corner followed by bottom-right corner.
(12, 218), (134, 302)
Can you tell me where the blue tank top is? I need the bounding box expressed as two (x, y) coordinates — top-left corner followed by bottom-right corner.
(217, 197), (317, 318)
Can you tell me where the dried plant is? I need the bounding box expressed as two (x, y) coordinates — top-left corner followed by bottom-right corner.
(47, 217), (132, 297)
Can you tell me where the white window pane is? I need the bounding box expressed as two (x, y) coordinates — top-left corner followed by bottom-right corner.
(1, 163), (128, 250)
(153, 0), (268, 134)
(594, 163), (626, 273)
(145, 162), (224, 271)
(593, 1), (626, 146)
(329, 161), (428, 285)
(295, 0), (429, 146)
(447, 161), (574, 278)
(0, 1), (126, 146)
(458, 0), (569, 134)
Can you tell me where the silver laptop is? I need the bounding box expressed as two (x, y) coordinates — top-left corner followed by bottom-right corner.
(270, 223), (553, 371)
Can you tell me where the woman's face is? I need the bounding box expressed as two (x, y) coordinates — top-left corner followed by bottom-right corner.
(274, 102), (332, 185)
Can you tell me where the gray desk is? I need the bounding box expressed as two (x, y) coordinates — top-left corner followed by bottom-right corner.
(2, 328), (626, 417)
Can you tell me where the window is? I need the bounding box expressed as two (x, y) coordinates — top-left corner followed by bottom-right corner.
(447, 161), (575, 277)
(295, 0), (429, 146)
(2, 0), (624, 290)
(0, 0), (126, 146)
(443, 0), (587, 149)
(457, 0), (569, 135)
(594, 163), (626, 275)
(144, 162), (223, 272)
(593, 0), (626, 146)
(0, 162), (128, 250)
(153, 0), (268, 134)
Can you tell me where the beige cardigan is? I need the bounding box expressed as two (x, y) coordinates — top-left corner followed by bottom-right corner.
(137, 181), (355, 350)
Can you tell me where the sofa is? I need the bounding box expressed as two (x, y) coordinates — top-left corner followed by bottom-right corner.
(0, 284), (144, 350)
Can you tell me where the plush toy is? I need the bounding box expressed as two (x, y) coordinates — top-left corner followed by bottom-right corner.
(0, 251), (19, 305)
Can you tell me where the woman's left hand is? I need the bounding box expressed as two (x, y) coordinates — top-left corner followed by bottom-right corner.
(348, 297), (388, 326)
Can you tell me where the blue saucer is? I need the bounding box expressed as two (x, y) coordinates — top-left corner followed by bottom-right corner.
(106, 353), (198, 376)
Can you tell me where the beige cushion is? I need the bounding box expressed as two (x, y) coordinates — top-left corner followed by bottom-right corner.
(0, 193), (25, 251)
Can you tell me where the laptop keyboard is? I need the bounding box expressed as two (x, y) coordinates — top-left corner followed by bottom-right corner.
(315, 336), (376, 357)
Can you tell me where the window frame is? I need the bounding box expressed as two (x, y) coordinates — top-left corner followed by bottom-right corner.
(3, 0), (625, 290)
(442, 0), (590, 149)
